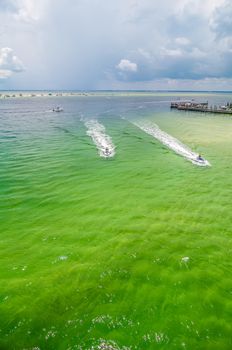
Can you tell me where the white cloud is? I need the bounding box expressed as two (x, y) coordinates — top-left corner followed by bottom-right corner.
(137, 48), (151, 59)
(0, 0), (46, 21)
(175, 37), (190, 45)
(0, 47), (24, 79)
(15, 0), (46, 22)
(190, 47), (206, 58)
(174, 0), (224, 18)
(162, 48), (183, 57)
(0, 69), (12, 79)
(116, 59), (138, 72)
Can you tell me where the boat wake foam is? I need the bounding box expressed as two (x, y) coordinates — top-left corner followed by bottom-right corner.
(84, 119), (115, 158)
(132, 120), (211, 167)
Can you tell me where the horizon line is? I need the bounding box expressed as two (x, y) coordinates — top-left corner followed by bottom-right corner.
(1, 89), (232, 93)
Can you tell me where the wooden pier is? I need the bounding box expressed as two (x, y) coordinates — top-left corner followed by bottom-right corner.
(171, 101), (232, 115)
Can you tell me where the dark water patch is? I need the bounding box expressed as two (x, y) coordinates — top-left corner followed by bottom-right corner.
(54, 126), (78, 138)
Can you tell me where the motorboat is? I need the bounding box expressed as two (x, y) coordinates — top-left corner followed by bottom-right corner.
(53, 106), (63, 112)
(197, 154), (204, 161)
(104, 147), (111, 157)
(193, 154), (210, 166)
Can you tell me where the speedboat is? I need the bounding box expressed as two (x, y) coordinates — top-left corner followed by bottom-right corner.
(53, 106), (63, 112)
(104, 147), (111, 157)
(197, 154), (204, 162)
(193, 154), (210, 166)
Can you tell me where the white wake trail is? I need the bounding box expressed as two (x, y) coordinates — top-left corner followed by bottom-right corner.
(132, 120), (211, 167)
(84, 119), (115, 158)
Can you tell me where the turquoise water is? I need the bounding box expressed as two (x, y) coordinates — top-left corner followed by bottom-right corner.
(1, 92), (232, 349)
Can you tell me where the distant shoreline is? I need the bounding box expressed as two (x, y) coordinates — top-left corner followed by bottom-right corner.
(1, 90), (232, 99)
(1, 89), (232, 93)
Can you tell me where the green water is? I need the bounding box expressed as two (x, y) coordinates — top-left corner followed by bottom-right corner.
(1, 92), (232, 349)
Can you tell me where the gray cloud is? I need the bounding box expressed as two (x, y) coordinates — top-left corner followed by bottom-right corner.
(0, 0), (18, 13)
(211, 0), (232, 38)
(1, 0), (232, 89)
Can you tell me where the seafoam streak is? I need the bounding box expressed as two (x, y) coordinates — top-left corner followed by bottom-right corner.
(84, 119), (115, 158)
(132, 120), (210, 167)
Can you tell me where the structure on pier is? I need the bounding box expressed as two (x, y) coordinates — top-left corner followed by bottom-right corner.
(170, 101), (232, 115)
(171, 101), (208, 109)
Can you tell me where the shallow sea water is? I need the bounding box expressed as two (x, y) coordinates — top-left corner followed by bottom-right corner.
(1, 92), (232, 349)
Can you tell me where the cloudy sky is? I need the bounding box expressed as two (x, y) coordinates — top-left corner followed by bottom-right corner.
(0, 0), (232, 90)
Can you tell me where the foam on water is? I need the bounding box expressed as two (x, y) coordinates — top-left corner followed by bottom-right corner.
(132, 121), (211, 167)
(84, 119), (115, 158)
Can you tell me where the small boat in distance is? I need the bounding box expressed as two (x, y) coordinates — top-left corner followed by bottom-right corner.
(53, 106), (64, 112)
